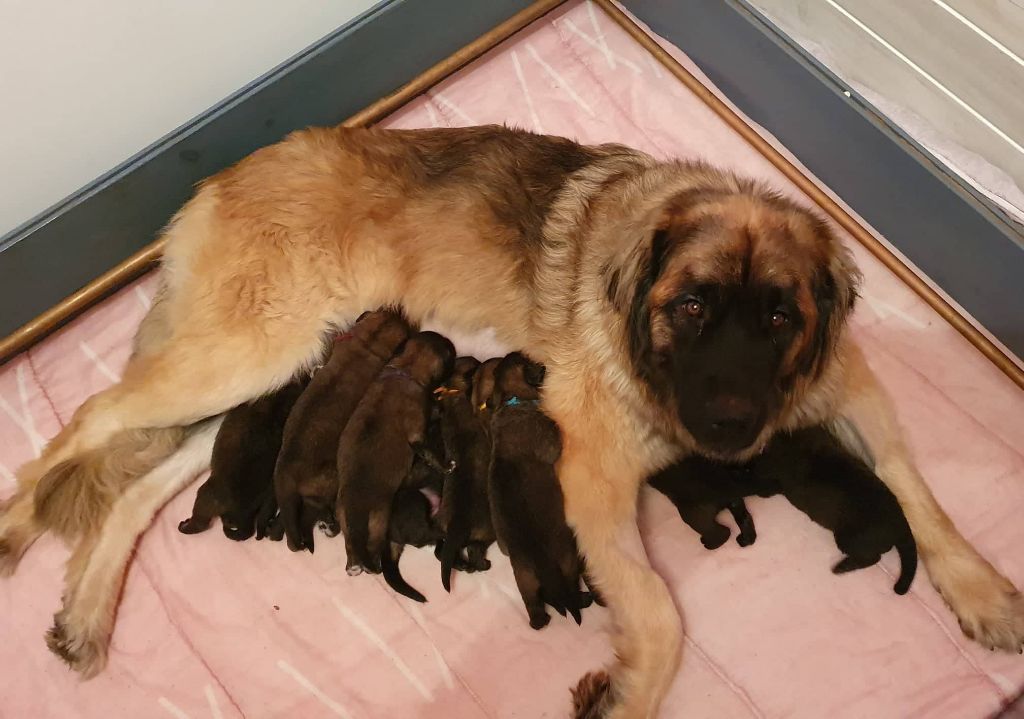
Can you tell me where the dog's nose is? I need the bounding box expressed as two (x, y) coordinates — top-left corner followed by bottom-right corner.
(706, 395), (758, 435)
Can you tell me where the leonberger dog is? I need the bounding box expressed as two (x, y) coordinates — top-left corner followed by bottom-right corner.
(2, 125), (1021, 715)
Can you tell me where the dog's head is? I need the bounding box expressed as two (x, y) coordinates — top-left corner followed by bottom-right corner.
(614, 176), (860, 457)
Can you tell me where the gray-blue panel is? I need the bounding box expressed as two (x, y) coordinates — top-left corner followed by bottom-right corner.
(0, 0), (534, 338)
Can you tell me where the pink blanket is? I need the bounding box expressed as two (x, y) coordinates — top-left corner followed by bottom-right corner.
(2, 2), (1023, 716)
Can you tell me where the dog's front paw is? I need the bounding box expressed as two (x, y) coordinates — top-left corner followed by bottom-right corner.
(45, 612), (109, 679)
(934, 556), (1024, 653)
(571, 670), (615, 719)
(952, 585), (1024, 653)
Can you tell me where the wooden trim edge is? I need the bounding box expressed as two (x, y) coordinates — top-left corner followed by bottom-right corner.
(594, 0), (1024, 391)
(0, 0), (568, 364)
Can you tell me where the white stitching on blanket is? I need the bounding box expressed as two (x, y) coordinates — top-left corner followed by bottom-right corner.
(332, 596), (433, 701)
(0, 364), (47, 455)
(377, 575), (499, 719)
(204, 685), (225, 719)
(432, 91), (477, 127)
(511, 49), (545, 135)
(549, 9), (670, 157)
(525, 42), (595, 117)
(135, 557), (248, 718)
(277, 659), (355, 719)
(158, 696), (194, 719)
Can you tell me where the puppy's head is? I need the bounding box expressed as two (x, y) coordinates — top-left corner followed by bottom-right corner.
(398, 331), (456, 387)
(472, 357), (502, 415)
(446, 356), (481, 394)
(612, 174), (860, 457)
(352, 308), (411, 356)
(492, 352), (546, 406)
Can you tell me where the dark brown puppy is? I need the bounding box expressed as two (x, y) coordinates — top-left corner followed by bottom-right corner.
(179, 378), (306, 540)
(436, 356), (495, 590)
(488, 352), (590, 629)
(273, 310), (411, 552)
(336, 331), (456, 578)
(381, 487), (445, 603)
(752, 425), (918, 594)
(648, 457), (775, 550)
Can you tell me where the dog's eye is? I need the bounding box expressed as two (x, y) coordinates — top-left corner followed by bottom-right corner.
(681, 298), (704, 319)
(769, 310), (790, 328)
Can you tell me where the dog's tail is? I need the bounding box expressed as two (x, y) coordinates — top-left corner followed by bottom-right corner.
(440, 470), (472, 592)
(34, 426), (187, 540)
(893, 533), (918, 595)
(381, 543), (427, 603)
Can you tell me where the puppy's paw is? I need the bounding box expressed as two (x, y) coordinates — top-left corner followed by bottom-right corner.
(736, 530), (756, 547)
(700, 527), (729, 550)
(316, 519), (340, 538)
(45, 612), (109, 679)
(934, 554), (1024, 653)
(571, 670), (615, 719)
(528, 611), (551, 630)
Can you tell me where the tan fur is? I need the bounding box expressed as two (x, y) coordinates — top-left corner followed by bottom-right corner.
(46, 420), (219, 677)
(572, 671), (617, 719)
(34, 427), (186, 541)
(3, 126), (1020, 712)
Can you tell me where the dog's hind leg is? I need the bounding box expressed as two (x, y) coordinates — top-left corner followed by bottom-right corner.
(47, 418), (220, 677)
(29, 320), (326, 539)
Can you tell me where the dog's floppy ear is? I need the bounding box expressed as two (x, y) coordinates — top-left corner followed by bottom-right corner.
(800, 224), (861, 378)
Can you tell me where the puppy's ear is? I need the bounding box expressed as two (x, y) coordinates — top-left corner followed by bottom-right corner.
(799, 225), (861, 378)
(356, 310), (372, 323)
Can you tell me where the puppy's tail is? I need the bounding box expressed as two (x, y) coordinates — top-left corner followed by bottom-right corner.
(893, 533), (918, 595)
(34, 426), (187, 540)
(381, 543), (427, 603)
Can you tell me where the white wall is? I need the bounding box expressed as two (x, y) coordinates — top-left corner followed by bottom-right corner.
(0, 0), (380, 236)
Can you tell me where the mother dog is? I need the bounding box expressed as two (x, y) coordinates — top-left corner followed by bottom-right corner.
(3, 125), (1022, 716)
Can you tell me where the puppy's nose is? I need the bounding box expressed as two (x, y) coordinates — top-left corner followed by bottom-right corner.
(706, 395), (758, 435)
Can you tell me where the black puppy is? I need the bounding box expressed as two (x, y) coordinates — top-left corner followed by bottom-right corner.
(273, 309), (410, 552)
(436, 356), (496, 590)
(179, 377), (306, 540)
(648, 457), (774, 550)
(488, 352), (591, 629)
(336, 330), (456, 584)
(753, 425), (918, 594)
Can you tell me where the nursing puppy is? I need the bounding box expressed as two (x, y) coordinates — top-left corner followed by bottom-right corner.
(753, 426), (918, 594)
(178, 378), (306, 540)
(647, 457), (770, 550)
(436, 356), (496, 590)
(381, 486), (445, 603)
(13, 126), (1020, 703)
(488, 353), (589, 630)
(274, 310), (410, 552)
(336, 331), (455, 576)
